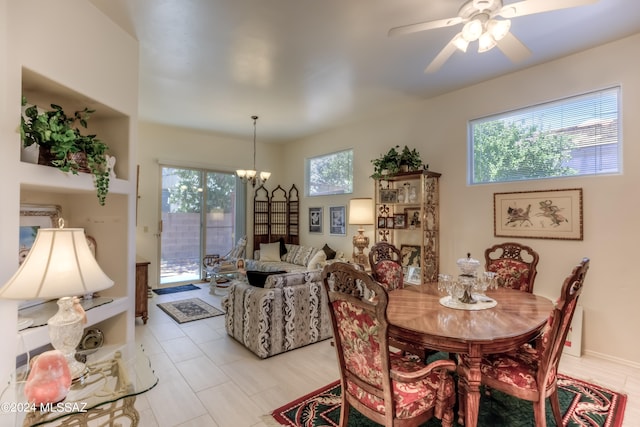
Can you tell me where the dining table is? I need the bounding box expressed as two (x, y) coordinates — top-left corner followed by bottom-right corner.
(386, 283), (554, 427)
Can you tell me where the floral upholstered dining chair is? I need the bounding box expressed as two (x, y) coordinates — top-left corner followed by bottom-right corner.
(322, 262), (457, 427)
(369, 241), (404, 291)
(457, 258), (589, 427)
(484, 242), (539, 293)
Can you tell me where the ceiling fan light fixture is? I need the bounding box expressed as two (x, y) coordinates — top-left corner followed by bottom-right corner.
(478, 31), (497, 52)
(488, 19), (511, 41)
(462, 19), (483, 41)
(452, 33), (470, 52)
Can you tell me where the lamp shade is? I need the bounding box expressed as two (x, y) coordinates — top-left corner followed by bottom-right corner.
(0, 227), (113, 300)
(348, 198), (374, 225)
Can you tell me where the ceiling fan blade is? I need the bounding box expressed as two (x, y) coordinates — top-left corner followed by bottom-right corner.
(388, 16), (463, 37)
(496, 32), (532, 63)
(498, 0), (598, 19)
(425, 37), (459, 73)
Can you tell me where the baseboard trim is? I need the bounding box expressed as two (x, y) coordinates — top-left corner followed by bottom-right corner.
(583, 349), (640, 369)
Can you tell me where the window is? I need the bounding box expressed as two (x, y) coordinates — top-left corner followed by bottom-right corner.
(160, 166), (245, 284)
(470, 87), (620, 184)
(306, 149), (353, 196)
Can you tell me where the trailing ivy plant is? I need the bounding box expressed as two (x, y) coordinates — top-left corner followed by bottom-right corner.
(21, 96), (111, 205)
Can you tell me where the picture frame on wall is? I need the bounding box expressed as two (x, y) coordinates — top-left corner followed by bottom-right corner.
(309, 207), (323, 234)
(494, 188), (583, 240)
(377, 216), (387, 228)
(329, 205), (346, 236)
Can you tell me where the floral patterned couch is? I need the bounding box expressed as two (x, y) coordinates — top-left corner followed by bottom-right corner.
(244, 243), (344, 273)
(221, 269), (334, 358)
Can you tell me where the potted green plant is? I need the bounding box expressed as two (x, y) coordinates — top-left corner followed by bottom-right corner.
(399, 145), (423, 172)
(20, 96), (111, 205)
(371, 145), (401, 179)
(371, 145), (423, 179)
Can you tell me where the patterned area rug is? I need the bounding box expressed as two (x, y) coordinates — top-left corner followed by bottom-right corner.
(270, 374), (627, 427)
(152, 284), (201, 295)
(157, 298), (223, 324)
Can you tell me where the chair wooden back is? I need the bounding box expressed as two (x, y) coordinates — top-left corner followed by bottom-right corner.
(321, 262), (396, 424)
(538, 258), (589, 387)
(369, 241), (404, 291)
(484, 242), (539, 292)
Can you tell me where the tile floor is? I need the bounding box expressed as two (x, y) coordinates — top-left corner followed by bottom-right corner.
(132, 284), (640, 427)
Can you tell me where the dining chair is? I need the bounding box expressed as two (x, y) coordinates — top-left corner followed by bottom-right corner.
(484, 241), (540, 293)
(321, 262), (457, 427)
(369, 242), (433, 362)
(369, 241), (404, 291)
(457, 257), (590, 427)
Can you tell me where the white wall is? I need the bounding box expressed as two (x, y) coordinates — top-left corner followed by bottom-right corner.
(281, 33), (640, 365)
(136, 122), (283, 287)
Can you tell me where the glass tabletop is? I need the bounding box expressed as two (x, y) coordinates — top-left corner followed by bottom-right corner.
(12, 343), (158, 426)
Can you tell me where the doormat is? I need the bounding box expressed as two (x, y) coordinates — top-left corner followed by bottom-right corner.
(152, 284), (200, 295)
(157, 298), (223, 324)
(269, 373), (627, 427)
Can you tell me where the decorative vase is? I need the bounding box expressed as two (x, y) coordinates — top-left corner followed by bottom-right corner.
(408, 186), (417, 203)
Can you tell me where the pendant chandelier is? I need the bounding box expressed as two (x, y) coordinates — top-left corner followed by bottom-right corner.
(236, 115), (271, 187)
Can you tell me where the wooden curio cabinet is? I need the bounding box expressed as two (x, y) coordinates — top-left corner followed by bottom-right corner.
(374, 170), (441, 284)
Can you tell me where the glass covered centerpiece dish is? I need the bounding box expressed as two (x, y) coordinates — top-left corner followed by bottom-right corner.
(438, 253), (497, 307)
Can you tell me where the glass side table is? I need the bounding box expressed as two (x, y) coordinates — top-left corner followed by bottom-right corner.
(10, 343), (157, 427)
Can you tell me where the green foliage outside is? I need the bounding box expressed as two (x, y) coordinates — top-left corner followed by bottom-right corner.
(309, 150), (353, 195)
(473, 121), (577, 183)
(167, 169), (236, 213)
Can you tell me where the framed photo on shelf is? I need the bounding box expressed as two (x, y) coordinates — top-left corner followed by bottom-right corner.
(379, 189), (398, 204)
(19, 204), (62, 265)
(404, 207), (421, 229)
(309, 207), (323, 234)
(386, 217), (395, 229)
(393, 213), (407, 229)
(377, 216), (387, 228)
(400, 244), (421, 267)
(494, 188), (583, 240)
(329, 205), (346, 235)
(405, 266), (421, 285)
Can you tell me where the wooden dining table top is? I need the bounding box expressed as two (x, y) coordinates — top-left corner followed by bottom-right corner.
(386, 283), (555, 354)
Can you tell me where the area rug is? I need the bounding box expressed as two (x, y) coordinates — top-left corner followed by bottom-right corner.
(270, 374), (627, 427)
(152, 284), (200, 295)
(157, 298), (223, 324)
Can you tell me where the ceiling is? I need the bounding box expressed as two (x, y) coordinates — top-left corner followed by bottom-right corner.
(91, 0), (640, 143)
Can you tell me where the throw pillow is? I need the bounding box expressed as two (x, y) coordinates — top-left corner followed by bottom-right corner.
(277, 237), (288, 257)
(259, 242), (281, 262)
(246, 270), (287, 288)
(322, 243), (337, 260)
(307, 250), (327, 269)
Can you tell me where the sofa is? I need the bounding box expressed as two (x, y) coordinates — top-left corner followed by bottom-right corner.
(244, 242), (344, 273)
(221, 269), (334, 358)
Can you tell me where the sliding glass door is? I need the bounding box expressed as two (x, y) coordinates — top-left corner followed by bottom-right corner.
(160, 166), (245, 285)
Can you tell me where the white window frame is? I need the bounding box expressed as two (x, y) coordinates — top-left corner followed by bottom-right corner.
(469, 86), (621, 185)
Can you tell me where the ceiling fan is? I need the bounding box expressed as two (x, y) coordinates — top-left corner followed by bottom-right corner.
(388, 0), (598, 73)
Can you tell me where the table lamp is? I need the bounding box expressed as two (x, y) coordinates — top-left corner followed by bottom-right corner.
(348, 198), (374, 267)
(0, 220), (114, 378)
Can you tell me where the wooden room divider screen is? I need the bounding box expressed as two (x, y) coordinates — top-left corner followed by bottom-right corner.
(253, 184), (299, 250)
